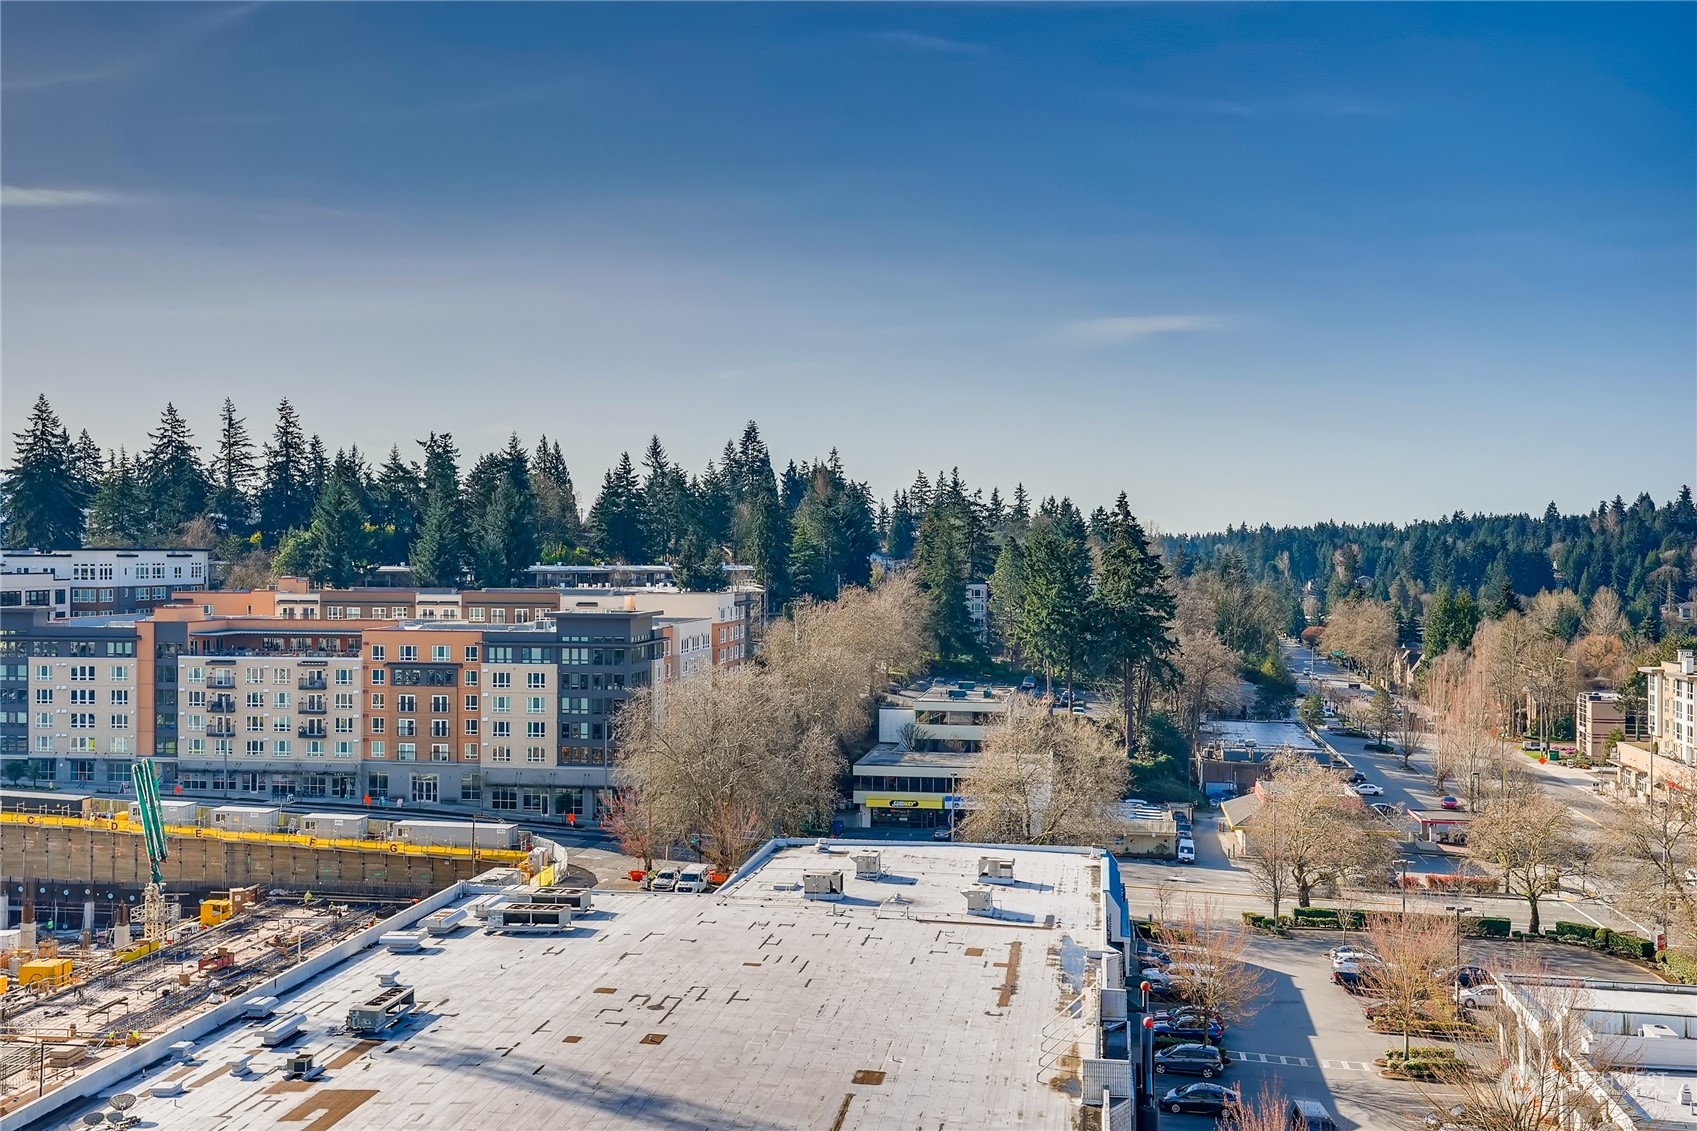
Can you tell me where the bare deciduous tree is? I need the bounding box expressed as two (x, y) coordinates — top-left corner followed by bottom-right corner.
(1581, 586), (1629, 640)
(1154, 899), (1270, 1038)
(1392, 708), (1426, 772)
(956, 699), (1129, 845)
(1242, 752), (1395, 915)
(1469, 789), (1578, 935)
(1603, 790), (1697, 948)
(1362, 912), (1460, 1058)
(1321, 599), (1399, 684)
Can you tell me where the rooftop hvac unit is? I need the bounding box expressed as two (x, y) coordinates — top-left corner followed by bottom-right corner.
(239, 996), (278, 1020)
(964, 889), (995, 915)
(259, 1013), (306, 1047)
(528, 886), (594, 911)
(853, 852), (882, 879)
(978, 857), (1016, 884)
(380, 930), (426, 953)
(284, 1052), (323, 1080)
(421, 907), (467, 935)
(347, 984), (417, 1036)
(802, 871), (845, 899)
(486, 903), (573, 933)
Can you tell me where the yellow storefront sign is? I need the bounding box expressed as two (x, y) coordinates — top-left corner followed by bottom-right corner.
(866, 797), (943, 810)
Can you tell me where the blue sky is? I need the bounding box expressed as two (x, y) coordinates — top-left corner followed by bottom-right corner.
(4, 3), (1693, 532)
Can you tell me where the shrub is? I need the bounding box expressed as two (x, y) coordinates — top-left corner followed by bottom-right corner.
(1276, 915), (1294, 931)
(1554, 921), (1599, 943)
(1474, 916), (1511, 938)
(1608, 933), (1656, 960)
(1511, 930), (1524, 940)
(1594, 928), (1614, 952)
(1293, 907), (1342, 927)
(1241, 911), (1284, 934)
(1659, 951), (1697, 985)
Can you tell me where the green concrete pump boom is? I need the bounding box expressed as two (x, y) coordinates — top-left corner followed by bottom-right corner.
(131, 758), (169, 886)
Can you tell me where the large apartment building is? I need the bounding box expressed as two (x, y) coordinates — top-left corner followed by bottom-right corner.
(2, 549), (210, 618)
(1612, 649), (1697, 799)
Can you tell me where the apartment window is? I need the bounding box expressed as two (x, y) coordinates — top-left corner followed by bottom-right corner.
(71, 688), (96, 706)
(111, 664), (130, 681)
(185, 714), (205, 731)
(526, 721), (546, 739)
(335, 692), (355, 710)
(490, 671), (511, 689)
(463, 719), (479, 736)
(110, 713), (130, 729)
(431, 744), (449, 762)
(396, 719), (417, 737)
(369, 740), (386, 759)
(336, 741), (354, 758)
(186, 666), (205, 684)
(274, 739), (292, 755)
(326, 606), (344, 620)
(492, 695), (511, 713)
(491, 720), (511, 739)
(35, 736), (51, 752)
(490, 745), (512, 763)
(369, 670), (386, 686)
(490, 786), (517, 810)
(246, 715), (264, 733)
(184, 737), (205, 755)
(306, 739), (324, 757)
(430, 719), (450, 738)
(99, 588), (114, 602)
(469, 607), (486, 622)
(527, 696), (545, 714)
(432, 645), (450, 662)
(335, 717), (354, 734)
(397, 694), (417, 713)
(464, 645), (479, 662)
(246, 739), (265, 756)
(34, 664), (52, 681)
(69, 712), (96, 728)
(274, 667), (292, 685)
(399, 645), (418, 662)
(370, 645), (386, 661)
(490, 608), (506, 624)
(70, 664), (95, 681)
(463, 694), (479, 711)
(110, 689), (129, 706)
(526, 671), (547, 689)
(369, 693), (385, 711)
(398, 742), (417, 761)
(460, 774), (482, 801)
(369, 717), (386, 734)
(246, 691), (267, 709)
(335, 669), (353, 686)
(526, 744), (546, 764)
(391, 607), (409, 618)
(246, 667), (265, 684)
(430, 694), (449, 713)
(111, 737), (130, 754)
(273, 690), (291, 708)
(273, 715), (292, 732)
(462, 742), (479, 762)
(34, 688), (52, 705)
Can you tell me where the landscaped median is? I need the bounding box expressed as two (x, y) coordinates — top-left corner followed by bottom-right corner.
(1241, 907), (1511, 938)
(1375, 1045), (1470, 1081)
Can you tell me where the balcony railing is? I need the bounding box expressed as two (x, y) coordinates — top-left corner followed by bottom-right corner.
(298, 698), (327, 715)
(207, 697), (236, 714)
(206, 675), (236, 690)
(298, 725), (327, 739)
(205, 723), (236, 738)
(298, 675), (328, 691)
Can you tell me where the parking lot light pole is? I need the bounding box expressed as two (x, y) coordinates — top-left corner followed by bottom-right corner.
(1445, 904), (1472, 996)
(1396, 858), (1415, 916)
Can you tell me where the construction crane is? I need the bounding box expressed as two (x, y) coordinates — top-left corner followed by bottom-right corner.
(131, 758), (171, 941)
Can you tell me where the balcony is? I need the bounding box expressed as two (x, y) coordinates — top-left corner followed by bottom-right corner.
(207, 697), (236, 714)
(206, 674), (235, 690)
(205, 722), (236, 738)
(298, 674), (328, 691)
(298, 724), (328, 739)
(298, 697), (327, 715)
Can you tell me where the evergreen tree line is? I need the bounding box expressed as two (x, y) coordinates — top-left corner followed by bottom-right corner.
(1165, 492), (1697, 642)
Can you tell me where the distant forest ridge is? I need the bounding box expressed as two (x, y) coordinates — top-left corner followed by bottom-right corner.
(1161, 490), (1697, 630)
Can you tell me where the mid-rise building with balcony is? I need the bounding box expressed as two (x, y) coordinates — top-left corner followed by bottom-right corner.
(1613, 649), (1697, 799)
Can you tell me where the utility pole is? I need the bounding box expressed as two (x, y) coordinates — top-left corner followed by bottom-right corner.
(1445, 904), (1471, 998)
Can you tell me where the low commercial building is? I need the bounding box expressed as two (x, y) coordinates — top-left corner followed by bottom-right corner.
(849, 682), (1013, 828)
(23, 840), (1135, 1131)
(1193, 719), (1331, 799)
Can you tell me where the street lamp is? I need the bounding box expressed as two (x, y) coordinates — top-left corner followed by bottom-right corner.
(1445, 904), (1472, 997)
(1396, 858), (1416, 916)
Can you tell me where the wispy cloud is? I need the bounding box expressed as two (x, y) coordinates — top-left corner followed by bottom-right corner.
(1054, 315), (1222, 346)
(2, 3), (263, 92)
(200, 79), (585, 128)
(1, 185), (131, 208)
(1090, 89), (1392, 120)
(878, 31), (988, 56)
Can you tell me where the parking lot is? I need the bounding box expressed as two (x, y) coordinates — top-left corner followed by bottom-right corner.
(1147, 931), (1651, 1129)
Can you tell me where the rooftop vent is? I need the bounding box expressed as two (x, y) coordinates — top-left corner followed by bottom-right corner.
(853, 852), (882, 879)
(379, 930), (426, 953)
(978, 857), (1016, 884)
(964, 889), (995, 914)
(947, 689), (967, 700)
(486, 902), (573, 933)
(802, 871), (845, 899)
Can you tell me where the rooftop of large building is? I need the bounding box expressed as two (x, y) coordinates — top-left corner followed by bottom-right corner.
(854, 742), (982, 772)
(24, 840), (1123, 1131)
(1201, 719), (1324, 752)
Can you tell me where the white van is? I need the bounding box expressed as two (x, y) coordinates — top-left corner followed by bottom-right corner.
(676, 865), (709, 893)
(1176, 838), (1196, 864)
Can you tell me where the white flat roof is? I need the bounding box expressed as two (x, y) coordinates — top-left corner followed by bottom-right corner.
(41, 842), (1113, 1131)
(1203, 720), (1322, 750)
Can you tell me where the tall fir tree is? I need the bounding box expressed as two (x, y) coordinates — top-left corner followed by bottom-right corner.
(533, 437), (584, 554)
(1090, 493), (1177, 749)
(590, 452), (648, 563)
(138, 403), (209, 538)
(304, 468), (369, 587)
(72, 430), (103, 503)
(1019, 513), (1094, 697)
(257, 400), (314, 541)
(408, 432), (463, 584)
(1, 395), (86, 549)
(208, 398), (257, 533)
(913, 506), (977, 661)
(87, 450), (149, 546)
(467, 436), (539, 587)
(369, 446), (423, 563)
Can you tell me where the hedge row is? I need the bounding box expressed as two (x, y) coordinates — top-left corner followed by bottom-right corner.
(1241, 911), (1291, 934)
(1659, 951), (1697, 985)
(1474, 916), (1511, 938)
(1292, 907), (1367, 929)
(1543, 922), (1655, 960)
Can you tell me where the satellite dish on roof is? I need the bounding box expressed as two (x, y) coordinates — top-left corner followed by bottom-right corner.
(110, 1094), (137, 1111)
(82, 1114), (105, 1127)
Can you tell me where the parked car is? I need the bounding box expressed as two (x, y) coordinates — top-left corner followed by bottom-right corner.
(649, 867), (681, 892)
(1354, 782), (1385, 796)
(1176, 838), (1196, 864)
(932, 826), (953, 841)
(1370, 802), (1400, 818)
(1020, 676), (1037, 692)
(1455, 984), (1500, 1010)
(1446, 964), (1492, 989)
(1152, 1013), (1226, 1042)
(1287, 1098), (1340, 1131)
(1159, 1081), (1239, 1115)
(1348, 770), (1368, 784)
(1152, 1043), (1226, 1078)
(1441, 795), (1463, 810)
(1070, 704), (1088, 714)
(675, 865), (709, 893)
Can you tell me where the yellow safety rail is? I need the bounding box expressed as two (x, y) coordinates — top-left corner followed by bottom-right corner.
(1, 812), (529, 864)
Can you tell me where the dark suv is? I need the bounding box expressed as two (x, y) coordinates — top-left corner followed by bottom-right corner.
(1153, 1043), (1226, 1078)
(1288, 1098), (1339, 1130)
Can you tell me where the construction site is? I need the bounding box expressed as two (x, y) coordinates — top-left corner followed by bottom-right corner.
(0, 767), (547, 1123)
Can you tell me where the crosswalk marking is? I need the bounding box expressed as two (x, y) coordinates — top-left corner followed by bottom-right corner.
(1228, 1050), (1374, 1073)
